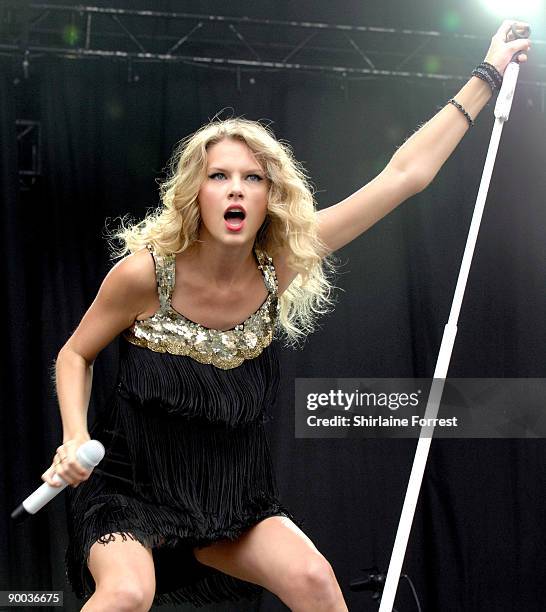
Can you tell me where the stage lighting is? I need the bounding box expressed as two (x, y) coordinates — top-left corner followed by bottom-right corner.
(481, 0), (542, 18)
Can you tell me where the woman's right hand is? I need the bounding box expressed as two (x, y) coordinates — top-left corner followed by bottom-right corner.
(483, 21), (531, 76)
(41, 433), (93, 488)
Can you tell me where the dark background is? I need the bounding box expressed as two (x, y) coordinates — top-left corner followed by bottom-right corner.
(2, 1), (546, 610)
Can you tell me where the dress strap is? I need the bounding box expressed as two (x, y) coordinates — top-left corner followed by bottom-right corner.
(145, 243), (175, 311)
(255, 248), (278, 296)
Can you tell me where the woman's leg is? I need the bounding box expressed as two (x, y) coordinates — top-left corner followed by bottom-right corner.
(192, 516), (348, 612)
(80, 533), (156, 612)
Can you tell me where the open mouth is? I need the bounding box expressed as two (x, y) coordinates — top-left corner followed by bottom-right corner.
(224, 208), (246, 230)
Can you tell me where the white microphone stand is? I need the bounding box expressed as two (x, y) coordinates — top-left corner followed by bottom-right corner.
(378, 50), (526, 612)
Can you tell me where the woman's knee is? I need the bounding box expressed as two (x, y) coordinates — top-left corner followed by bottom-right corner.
(87, 534), (156, 612)
(285, 554), (340, 605)
(95, 579), (155, 612)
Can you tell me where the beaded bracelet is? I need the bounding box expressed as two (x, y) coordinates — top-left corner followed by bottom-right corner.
(471, 61), (503, 93)
(482, 62), (503, 88)
(448, 98), (474, 128)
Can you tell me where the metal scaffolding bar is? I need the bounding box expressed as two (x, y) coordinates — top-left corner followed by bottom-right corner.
(1, 2), (544, 88)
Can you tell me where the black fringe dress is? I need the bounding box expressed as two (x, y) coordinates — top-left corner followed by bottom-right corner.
(65, 244), (301, 607)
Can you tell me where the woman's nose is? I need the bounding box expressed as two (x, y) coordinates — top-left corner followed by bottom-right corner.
(228, 177), (243, 197)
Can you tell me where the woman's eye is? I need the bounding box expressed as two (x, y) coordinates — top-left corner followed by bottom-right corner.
(209, 172), (263, 181)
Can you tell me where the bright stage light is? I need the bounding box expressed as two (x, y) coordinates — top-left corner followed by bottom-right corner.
(481, 0), (542, 18)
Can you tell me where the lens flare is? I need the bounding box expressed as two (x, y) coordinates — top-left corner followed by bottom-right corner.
(441, 10), (462, 32)
(62, 24), (80, 46)
(424, 55), (442, 73)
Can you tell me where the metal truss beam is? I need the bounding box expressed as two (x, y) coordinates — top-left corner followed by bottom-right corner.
(1, 2), (545, 89)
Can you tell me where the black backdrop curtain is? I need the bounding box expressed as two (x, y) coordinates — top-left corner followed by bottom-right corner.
(2, 9), (546, 612)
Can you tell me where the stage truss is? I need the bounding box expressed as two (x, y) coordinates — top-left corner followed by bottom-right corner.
(1, 2), (545, 90)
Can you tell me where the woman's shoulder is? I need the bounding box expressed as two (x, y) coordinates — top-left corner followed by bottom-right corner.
(108, 246), (158, 296)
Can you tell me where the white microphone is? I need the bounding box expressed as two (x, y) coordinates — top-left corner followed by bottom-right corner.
(11, 440), (105, 523)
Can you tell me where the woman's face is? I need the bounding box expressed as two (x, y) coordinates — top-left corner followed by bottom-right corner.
(197, 138), (269, 247)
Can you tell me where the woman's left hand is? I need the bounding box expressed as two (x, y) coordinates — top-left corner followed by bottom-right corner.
(483, 20), (531, 77)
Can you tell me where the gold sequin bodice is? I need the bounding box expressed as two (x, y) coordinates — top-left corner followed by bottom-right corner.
(122, 244), (280, 370)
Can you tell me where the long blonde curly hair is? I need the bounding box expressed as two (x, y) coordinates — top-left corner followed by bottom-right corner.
(106, 116), (339, 347)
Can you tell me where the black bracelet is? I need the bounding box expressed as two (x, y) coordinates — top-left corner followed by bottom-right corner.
(447, 98), (474, 128)
(482, 62), (503, 88)
(471, 61), (503, 93)
(472, 67), (497, 92)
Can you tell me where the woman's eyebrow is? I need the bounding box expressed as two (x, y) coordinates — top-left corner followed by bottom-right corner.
(208, 166), (264, 174)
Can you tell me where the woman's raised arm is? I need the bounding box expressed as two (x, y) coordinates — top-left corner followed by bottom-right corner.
(316, 20), (531, 256)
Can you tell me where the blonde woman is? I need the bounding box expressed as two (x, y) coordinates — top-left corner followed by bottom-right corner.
(42, 22), (529, 612)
